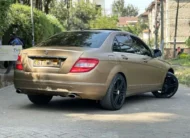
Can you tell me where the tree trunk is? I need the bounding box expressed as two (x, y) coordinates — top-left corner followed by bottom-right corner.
(39, 0), (42, 11)
(44, 0), (51, 14)
(36, 0), (39, 9)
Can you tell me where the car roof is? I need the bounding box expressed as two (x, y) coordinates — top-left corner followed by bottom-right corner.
(66, 29), (120, 33)
(66, 29), (137, 37)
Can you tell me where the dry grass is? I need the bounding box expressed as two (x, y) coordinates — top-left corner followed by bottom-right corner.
(170, 57), (190, 87)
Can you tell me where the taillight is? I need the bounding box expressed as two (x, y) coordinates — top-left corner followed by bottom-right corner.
(16, 55), (23, 70)
(70, 58), (99, 73)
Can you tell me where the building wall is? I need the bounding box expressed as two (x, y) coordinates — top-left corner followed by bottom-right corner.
(147, 0), (190, 49)
(166, 0), (190, 48)
(143, 32), (149, 42)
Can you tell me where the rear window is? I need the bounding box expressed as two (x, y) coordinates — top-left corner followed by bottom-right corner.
(37, 31), (110, 48)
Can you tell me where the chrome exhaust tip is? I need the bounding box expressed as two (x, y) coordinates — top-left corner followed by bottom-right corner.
(68, 93), (79, 98)
(16, 89), (22, 93)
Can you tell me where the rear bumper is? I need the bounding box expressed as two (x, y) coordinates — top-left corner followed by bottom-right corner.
(14, 71), (108, 100)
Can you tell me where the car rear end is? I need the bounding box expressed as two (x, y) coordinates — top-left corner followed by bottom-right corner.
(14, 31), (111, 100)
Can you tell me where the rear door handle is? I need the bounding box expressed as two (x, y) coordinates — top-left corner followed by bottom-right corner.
(121, 55), (128, 60)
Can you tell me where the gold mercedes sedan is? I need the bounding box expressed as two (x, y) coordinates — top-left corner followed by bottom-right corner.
(14, 30), (179, 110)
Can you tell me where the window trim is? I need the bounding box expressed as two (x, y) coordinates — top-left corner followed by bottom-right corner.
(130, 35), (153, 57)
(112, 33), (153, 57)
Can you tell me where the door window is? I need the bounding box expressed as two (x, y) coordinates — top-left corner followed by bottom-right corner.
(112, 34), (133, 53)
(130, 36), (152, 57)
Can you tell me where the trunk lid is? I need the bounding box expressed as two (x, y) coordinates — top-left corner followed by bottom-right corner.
(20, 46), (89, 74)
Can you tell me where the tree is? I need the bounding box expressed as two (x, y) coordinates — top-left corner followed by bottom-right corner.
(69, 0), (99, 30)
(50, 0), (68, 26)
(50, 0), (99, 30)
(122, 4), (139, 17)
(120, 22), (148, 36)
(0, 0), (13, 43)
(2, 4), (64, 47)
(90, 16), (118, 29)
(112, 0), (139, 17)
(12, 0), (55, 14)
(112, 0), (125, 17)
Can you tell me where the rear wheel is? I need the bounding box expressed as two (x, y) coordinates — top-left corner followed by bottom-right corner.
(27, 95), (53, 105)
(100, 74), (126, 110)
(152, 72), (178, 98)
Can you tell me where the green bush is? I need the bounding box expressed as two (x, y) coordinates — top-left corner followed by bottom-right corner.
(4, 4), (64, 47)
(90, 16), (118, 29)
(179, 53), (190, 59)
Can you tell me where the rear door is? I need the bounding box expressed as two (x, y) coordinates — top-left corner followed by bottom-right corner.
(112, 33), (143, 93)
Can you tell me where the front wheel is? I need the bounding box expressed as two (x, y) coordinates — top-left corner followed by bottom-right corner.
(100, 74), (127, 110)
(28, 95), (53, 105)
(152, 72), (179, 98)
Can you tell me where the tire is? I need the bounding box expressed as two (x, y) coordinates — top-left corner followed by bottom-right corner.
(27, 95), (53, 105)
(152, 72), (179, 98)
(100, 74), (127, 110)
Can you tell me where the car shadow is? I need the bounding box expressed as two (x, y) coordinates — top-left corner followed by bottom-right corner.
(20, 93), (157, 113)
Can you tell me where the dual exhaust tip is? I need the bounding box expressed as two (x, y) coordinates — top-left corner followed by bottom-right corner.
(67, 93), (80, 98)
(16, 89), (79, 99)
(16, 89), (22, 93)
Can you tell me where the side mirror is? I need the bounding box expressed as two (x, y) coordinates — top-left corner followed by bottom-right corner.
(153, 49), (162, 58)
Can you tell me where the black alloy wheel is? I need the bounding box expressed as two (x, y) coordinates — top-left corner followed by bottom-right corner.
(152, 72), (179, 98)
(100, 74), (127, 110)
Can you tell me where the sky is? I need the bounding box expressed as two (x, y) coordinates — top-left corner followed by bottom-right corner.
(104, 0), (153, 15)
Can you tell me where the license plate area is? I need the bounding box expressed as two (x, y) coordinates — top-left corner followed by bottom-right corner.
(33, 58), (60, 67)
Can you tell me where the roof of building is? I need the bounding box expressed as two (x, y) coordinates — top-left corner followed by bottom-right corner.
(117, 17), (138, 25)
(143, 29), (150, 33)
(146, 0), (164, 11)
(139, 11), (149, 17)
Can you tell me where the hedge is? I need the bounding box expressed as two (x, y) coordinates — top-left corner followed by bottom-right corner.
(3, 4), (64, 47)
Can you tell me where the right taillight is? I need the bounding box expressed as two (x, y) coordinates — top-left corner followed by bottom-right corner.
(70, 58), (99, 73)
(16, 55), (23, 70)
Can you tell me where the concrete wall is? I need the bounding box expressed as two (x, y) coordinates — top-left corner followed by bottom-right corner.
(147, 0), (190, 48)
(166, 0), (190, 48)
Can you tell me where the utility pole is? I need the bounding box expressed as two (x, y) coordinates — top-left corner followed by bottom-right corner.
(173, 0), (180, 58)
(66, 0), (71, 30)
(160, 0), (164, 57)
(30, 0), (35, 46)
(154, 0), (158, 49)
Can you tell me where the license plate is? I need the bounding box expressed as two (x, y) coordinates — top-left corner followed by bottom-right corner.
(33, 59), (59, 67)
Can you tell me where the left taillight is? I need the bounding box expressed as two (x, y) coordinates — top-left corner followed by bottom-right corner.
(16, 55), (23, 70)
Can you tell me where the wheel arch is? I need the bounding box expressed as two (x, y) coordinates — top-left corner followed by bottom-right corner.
(118, 72), (127, 85)
(105, 65), (128, 89)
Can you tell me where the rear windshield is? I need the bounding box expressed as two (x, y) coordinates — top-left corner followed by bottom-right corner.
(37, 31), (110, 48)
